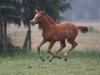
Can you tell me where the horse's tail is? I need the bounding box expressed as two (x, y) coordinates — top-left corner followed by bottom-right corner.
(77, 26), (88, 33)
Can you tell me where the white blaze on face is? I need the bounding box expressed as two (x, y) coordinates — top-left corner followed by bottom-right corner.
(30, 13), (39, 23)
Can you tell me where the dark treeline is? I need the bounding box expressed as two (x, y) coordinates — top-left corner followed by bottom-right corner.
(0, 0), (72, 56)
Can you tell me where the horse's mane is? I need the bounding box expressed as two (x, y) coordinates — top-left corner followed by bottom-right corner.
(45, 13), (56, 25)
(38, 11), (56, 30)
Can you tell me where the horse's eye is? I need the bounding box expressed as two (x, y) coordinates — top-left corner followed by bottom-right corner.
(38, 17), (41, 18)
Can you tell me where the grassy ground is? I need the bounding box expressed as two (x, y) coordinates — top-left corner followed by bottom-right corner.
(5, 22), (100, 75)
(0, 50), (100, 75)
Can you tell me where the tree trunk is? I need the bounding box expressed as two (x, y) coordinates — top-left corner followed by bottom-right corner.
(0, 24), (3, 55)
(0, 23), (3, 44)
(3, 21), (7, 56)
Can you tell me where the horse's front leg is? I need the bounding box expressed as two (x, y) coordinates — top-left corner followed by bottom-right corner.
(47, 41), (61, 60)
(49, 40), (66, 62)
(37, 39), (47, 62)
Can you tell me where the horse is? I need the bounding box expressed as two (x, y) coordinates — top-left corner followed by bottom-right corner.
(30, 11), (88, 62)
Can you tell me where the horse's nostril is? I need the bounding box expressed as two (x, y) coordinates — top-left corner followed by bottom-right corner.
(30, 21), (33, 25)
(30, 20), (32, 23)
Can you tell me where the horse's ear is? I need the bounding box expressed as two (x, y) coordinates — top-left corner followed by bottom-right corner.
(43, 9), (45, 13)
(35, 9), (38, 13)
(41, 11), (46, 16)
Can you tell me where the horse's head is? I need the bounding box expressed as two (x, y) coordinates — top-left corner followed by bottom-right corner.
(30, 11), (45, 25)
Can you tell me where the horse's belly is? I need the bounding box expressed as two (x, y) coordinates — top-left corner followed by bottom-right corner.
(56, 30), (69, 40)
(57, 34), (68, 41)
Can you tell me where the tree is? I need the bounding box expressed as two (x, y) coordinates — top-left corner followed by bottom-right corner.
(0, 0), (72, 54)
(20, 0), (36, 50)
(21, 0), (72, 24)
(0, 0), (21, 55)
(36, 0), (72, 22)
(20, 0), (72, 50)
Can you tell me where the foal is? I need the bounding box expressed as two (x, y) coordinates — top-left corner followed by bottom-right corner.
(30, 11), (88, 62)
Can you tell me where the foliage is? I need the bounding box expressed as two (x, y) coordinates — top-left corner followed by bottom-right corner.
(35, 0), (72, 22)
(22, 0), (72, 25)
(0, 35), (21, 56)
(0, 0), (72, 26)
(0, 0), (22, 56)
(0, 0), (73, 55)
(0, 0), (21, 25)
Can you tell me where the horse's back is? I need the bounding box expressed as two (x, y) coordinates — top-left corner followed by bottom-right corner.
(56, 22), (77, 31)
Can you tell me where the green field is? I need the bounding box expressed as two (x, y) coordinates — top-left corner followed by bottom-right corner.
(3, 23), (100, 75)
(0, 50), (100, 75)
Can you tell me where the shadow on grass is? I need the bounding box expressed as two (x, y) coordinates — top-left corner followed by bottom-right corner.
(0, 48), (100, 59)
(69, 50), (100, 58)
(18, 50), (100, 59)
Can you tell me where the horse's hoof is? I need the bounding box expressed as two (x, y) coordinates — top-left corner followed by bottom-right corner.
(64, 56), (68, 61)
(49, 59), (52, 62)
(41, 59), (45, 62)
(49, 57), (53, 62)
(43, 59), (45, 62)
(58, 56), (61, 59)
(41, 58), (45, 62)
(64, 58), (67, 61)
(55, 55), (61, 59)
(40, 56), (45, 62)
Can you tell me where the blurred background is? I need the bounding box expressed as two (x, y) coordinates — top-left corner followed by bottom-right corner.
(61, 0), (100, 22)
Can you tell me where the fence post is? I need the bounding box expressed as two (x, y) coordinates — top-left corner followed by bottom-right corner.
(28, 24), (31, 50)
(23, 24), (31, 50)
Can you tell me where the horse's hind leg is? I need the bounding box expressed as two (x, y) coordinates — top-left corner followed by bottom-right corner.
(64, 39), (77, 61)
(47, 41), (61, 60)
(49, 40), (66, 62)
(37, 39), (47, 62)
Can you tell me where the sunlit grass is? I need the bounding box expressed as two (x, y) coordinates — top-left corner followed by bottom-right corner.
(0, 50), (100, 75)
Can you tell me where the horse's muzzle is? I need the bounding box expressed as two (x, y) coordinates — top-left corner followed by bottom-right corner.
(30, 21), (34, 25)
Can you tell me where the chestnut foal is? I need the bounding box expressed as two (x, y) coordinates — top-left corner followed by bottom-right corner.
(30, 11), (88, 62)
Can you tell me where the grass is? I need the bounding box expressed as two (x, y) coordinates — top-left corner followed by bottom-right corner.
(0, 50), (100, 75)
(4, 23), (100, 75)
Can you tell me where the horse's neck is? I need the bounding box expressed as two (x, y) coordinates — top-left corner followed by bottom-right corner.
(42, 17), (56, 33)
